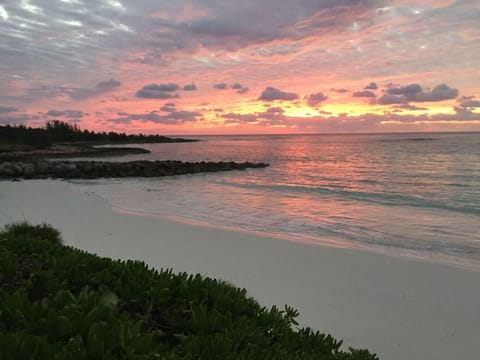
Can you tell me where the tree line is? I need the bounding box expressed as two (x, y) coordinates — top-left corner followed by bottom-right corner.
(0, 120), (187, 149)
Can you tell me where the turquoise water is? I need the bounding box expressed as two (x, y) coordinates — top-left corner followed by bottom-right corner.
(71, 132), (480, 269)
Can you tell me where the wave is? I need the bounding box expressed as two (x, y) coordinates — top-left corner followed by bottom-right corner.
(216, 181), (480, 215)
(405, 138), (438, 141)
(378, 138), (438, 143)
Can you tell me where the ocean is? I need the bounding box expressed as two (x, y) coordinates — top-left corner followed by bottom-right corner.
(70, 132), (480, 270)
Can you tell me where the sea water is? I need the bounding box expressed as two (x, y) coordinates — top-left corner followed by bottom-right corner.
(70, 132), (480, 269)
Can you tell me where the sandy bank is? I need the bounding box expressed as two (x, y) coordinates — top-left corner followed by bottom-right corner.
(1, 179), (479, 360)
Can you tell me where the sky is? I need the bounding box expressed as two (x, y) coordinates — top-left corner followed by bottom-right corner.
(0, 0), (479, 134)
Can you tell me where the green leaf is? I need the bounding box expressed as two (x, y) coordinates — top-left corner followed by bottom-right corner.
(98, 291), (118, 308)
(17, 335), (39, 359)
(65, 335), (87, 360)
(86, 322), (105, 357)
(55, 315), (72, 337)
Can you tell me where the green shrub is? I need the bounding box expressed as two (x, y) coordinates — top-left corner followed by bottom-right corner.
(0, 223), (379, 359)
(1, 221), (63, 245)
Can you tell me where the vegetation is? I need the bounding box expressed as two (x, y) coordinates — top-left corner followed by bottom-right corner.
(0, 121), (194, 151)
(1, 222), (63, 245)
(0, 222), (378, 359)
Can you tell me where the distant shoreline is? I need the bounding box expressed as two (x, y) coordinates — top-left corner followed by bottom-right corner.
(0, 143), (153, 161)
(0, 121), (198, 161)
(0, 123), (270, 180)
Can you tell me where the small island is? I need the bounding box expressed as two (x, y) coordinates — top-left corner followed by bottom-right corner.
(0, 121), (268, 179)
(0, 120), (196, 161)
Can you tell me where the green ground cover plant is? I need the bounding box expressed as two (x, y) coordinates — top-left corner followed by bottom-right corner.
(0, 222), (378, 359)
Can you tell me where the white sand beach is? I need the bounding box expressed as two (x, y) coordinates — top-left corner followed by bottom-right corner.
(1, 179), (479, 360)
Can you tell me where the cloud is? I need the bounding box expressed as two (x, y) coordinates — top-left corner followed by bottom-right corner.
(221, 106), (289, 126)
(96, 79), (122, 89)
(173, 0), (378, 53)
(461, 100), (480, 108)
(136, 84), (181, 99)
(213, 82), (248, 94)
(353, 90), (376, 98)
(0, 5), (8, 21)
(458, 96), (480, 108)
(218, 105), (479, 131)
(220, 106), (291, 126)
(0, 115), (31, 125)
(0, 115), (32, 125)
(231, 83), (249, 94)
(259, 87), (298, 101)
(377, 94), (408, 105)
(431, 107), (480, 121)
(108, 118), (132, 125)
(252, 43), (302, 57)
(1, 1), (477, 134)
(221, 113), (257, 124)
(220, 106), (285, 126)
(257, 107), (286, 123)
(387, 84), (422, 96)
(213, 83), (228, 90)
(394, 104), (428, 111)
(165, 110), (202, 121)
(306, 92), (328, 106)
(318, 110), (332, 115)
(135, 89), (180, 99)
(0, 0), (139, 85)
(0, 106), (18, 113)
(144, 83), (180, 92)
(160, 103), (176, 112)
(65, 79), (122, 100)
(109, 109), (202, 125)
(46, 109), (86, 118)
(364, 82), (378, 90)
(414, 84), (459, 102)
(386, 83), (458, 102)
(331, 88), (348, 93)
(183, 83), (197, 91)
(0, 107), (37, 126)
(265, 107), (285, 114)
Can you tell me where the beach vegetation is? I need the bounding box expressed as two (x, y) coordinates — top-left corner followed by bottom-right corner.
(1, 221), (63, 245)
(0, 121), (194, 151)
(0, 222), (378, 359)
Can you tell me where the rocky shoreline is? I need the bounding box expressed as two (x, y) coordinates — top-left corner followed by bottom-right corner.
(0, 160), (269, 180)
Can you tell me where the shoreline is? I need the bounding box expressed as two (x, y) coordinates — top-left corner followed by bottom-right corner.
(1, 179), (479, 359)
(113, 206), (480, 273)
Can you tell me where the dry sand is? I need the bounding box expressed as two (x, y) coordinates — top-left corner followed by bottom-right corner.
(1, 179), (479, 360)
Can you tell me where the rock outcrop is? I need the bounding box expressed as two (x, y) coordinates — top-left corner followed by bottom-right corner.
(0, 160), (269, 180)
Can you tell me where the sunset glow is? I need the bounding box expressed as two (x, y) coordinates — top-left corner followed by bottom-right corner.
(0, 0), (479, 134)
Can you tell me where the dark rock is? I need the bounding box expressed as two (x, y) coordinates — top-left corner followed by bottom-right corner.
(0, 160), (269, 180)
(0, 164), (15, 177)
(35, 161), (50, 174)
(12, 163), (23, 176)
(22, 163), (35, 177)
(81, 162), (93, 172)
